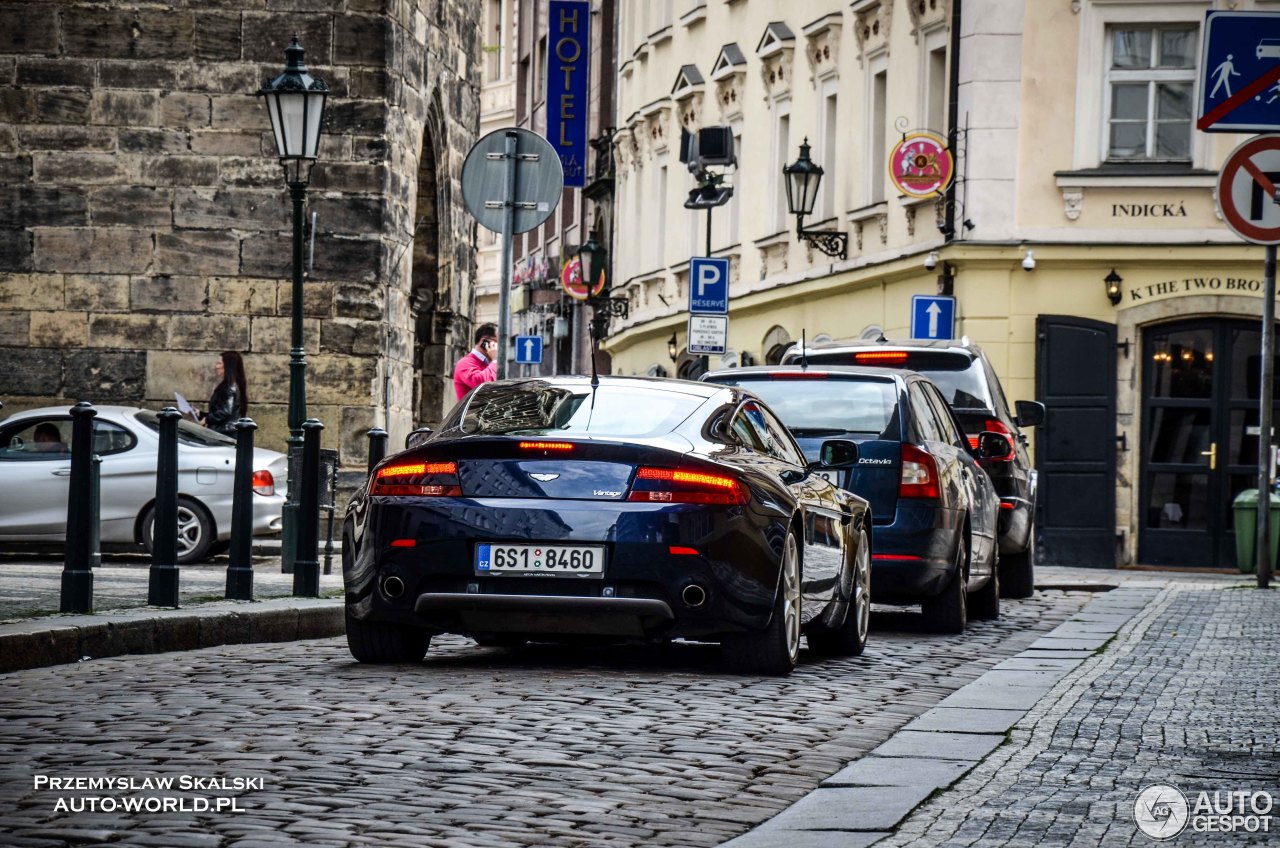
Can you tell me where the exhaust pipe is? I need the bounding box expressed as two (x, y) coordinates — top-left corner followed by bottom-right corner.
(681, 583), (708, 608)
(381, 575), (405, 599)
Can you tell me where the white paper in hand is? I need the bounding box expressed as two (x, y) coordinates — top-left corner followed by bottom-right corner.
(174, 392), (198, 420)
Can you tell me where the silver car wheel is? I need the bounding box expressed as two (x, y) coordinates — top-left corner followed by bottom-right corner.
(782, 532), (801, 662)
(854, 538), (871, 644)
(174, 503), (204, 557)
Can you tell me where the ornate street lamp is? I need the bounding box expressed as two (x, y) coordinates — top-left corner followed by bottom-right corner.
(577, 228), (629, 342)
(257, 35), (329, 573)
(1104, 268), (1123, 306)
(667, 333), (678, 363)
(783, 138), (847, 260)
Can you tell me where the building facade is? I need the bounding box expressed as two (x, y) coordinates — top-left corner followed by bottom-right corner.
(474, 0), (618, 377)
(0, 0), (482, 472)
(604, 0), (1277, 570)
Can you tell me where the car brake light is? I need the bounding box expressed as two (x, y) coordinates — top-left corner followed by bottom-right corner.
(968, 419), (1016, 461)
(855, 350), (910, 364)
(628, 467), (748, 505)
(768, 371), (830, 379)
(519, 441), (574, 451)
(899, 444), (940, 499)
(371, 461), (462, 497)
(251, 470), (275, 496)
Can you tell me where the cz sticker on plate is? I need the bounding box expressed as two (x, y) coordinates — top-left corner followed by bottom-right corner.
(476, 544), (606, 577)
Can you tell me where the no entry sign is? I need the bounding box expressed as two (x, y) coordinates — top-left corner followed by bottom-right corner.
(1217, 134), (1280, 244)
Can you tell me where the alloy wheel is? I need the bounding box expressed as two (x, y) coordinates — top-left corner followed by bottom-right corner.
(782, 533), (801, 661)
(854, 539), (871, 644)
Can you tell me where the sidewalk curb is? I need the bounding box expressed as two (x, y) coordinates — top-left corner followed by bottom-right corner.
(0, 598), (344, 674)
(719, 587), (1163, 848)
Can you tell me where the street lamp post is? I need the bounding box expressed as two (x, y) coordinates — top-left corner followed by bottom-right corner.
(783, 139), (848, 260)
(257, 35), (329, 573)
(578, 228), (629, 344)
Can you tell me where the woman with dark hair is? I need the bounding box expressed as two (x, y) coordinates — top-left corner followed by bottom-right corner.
(199, 351), (249, 437)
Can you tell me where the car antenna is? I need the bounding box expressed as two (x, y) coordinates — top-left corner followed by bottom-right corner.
(800, 330), (808, 371)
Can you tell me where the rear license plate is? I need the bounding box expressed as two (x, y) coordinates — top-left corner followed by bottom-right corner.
(476, 544), (606, 577)
(814, 470), (840, 486)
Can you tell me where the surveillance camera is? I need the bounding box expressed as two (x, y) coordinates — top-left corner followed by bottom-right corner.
(1021, 250), (1036, 272)
(923, 251), (939, 271)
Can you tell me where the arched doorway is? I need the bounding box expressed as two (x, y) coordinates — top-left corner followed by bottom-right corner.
(409, 108), (453, 427)
(1139, 317), (1279, 568)
(762, 325), (792, 364)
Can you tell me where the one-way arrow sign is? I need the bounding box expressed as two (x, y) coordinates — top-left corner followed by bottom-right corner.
(910, 295), (956, 341)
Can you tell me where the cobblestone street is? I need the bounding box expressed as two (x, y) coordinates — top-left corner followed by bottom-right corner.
(883, 583), (1280, 847)
(0, 590), (1090, 848)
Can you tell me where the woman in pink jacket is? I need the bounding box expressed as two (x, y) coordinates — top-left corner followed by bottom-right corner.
(453, 323), (499, 400)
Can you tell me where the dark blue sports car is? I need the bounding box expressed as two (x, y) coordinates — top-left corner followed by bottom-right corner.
(703, 366), (1008, 633)
(342, 376), (873, 675)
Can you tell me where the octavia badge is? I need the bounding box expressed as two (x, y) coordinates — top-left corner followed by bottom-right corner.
(529, 473), (559, 482)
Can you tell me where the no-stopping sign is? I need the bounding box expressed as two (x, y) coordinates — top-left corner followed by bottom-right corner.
(1217, 134), (1280, 244)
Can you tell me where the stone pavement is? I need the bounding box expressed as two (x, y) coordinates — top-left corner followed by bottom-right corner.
(725, 570), (1273, 848)
(0, 587), (1093, 847)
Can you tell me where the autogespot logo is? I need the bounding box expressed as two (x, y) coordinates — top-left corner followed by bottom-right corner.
(1135, 784), (1190, 840)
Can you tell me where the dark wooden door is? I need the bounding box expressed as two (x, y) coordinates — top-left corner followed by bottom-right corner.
(1139, 319), (1278, 568)
(1036, 315), (1118, 567)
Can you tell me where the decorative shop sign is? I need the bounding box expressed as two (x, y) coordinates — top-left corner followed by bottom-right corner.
(1111, 202), (1189, 218)
(547, 0), (590, 188)
(1122, 275), (1275, 304)
(888, 131), (955, 198)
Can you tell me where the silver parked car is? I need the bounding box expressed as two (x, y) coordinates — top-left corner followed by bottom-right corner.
(0, 406), (286, 564)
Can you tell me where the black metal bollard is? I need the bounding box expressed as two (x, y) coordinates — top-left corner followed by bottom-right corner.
(293, 419), (323, 597)
(225, 417), (257, 601)
(60, 401), (97, 613)
(147, 407), (181, 608)
(366, 427), (388, 474)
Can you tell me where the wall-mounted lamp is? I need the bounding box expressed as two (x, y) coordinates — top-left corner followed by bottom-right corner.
(1021, 249), (1036, 272)
(783, 139), (848, 260)
(667, 333), (678, 363)
(1104, 268), (1123, 306)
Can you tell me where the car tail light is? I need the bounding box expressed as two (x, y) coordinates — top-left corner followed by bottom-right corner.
(519, 441), (574, 451)
(854, 350), (909, 364)
(628, 467), (748, 505)
(899, 444), (940, 499)
(252, 470), (275, 496)
(967, 418), (1016, 460)
(371, 461), (462, 497)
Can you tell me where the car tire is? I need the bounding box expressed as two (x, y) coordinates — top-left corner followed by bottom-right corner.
(999, 539), (1036, 599)
(922, 537), (967, 634)
(345, 608), (431, 663)
(807, 528), (870, 658)
(723, 529), (801, 675)
(969, 547), (1000, 620)
(141, 497), (215, 565)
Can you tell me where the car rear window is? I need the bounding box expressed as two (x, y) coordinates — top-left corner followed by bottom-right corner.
(802, 351), (994, 410)
(134, 411), (235, 446)
(451, 382), (705, 439)
(710, 377), (900, 438)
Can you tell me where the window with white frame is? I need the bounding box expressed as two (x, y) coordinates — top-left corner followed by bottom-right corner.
(1105, 25), (1197, 161)
(728, 121), (742, 246)
(770, 101), (791, 233)
(656, 155), (669, 268)
(869, 65), (887, 203)
(818, 80), (839, 221)
(922, 28), (947, 136)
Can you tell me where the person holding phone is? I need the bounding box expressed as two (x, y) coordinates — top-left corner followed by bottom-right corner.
(453, 323), (500, 400)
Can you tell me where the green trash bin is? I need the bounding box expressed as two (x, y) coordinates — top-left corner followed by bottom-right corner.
(1232, 489), (1280, 574)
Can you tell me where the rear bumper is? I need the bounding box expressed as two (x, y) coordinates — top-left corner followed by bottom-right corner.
(870, 500), (961, 602)
(415, 593), (675, 638)
(346, 497), (786, 640)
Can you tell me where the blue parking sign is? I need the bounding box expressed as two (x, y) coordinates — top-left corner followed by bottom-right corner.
(689, 257), (729, 314)
(514, 335), (543, 364)
(911, 295), (956, 341)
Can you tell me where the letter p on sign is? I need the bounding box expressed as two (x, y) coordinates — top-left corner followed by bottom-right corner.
(688, 257), (729, 314)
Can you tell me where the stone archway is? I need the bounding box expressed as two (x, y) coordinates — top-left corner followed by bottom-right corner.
(409, 98), (453, 428)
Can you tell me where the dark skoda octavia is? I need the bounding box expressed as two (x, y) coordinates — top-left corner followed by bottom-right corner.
(342, 376), (873, 676)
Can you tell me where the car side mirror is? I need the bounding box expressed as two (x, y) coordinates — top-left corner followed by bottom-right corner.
(1013, 400), (1045, 428)
(817, 439), (859, 468)
(405, 426), (433, 450)
(977, 431), (1013, 460)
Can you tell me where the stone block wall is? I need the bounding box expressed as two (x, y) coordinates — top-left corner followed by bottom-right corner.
(0, 0), (481, 475)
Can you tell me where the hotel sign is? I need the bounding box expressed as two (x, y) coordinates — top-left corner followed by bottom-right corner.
(548, 0), (590, 188)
